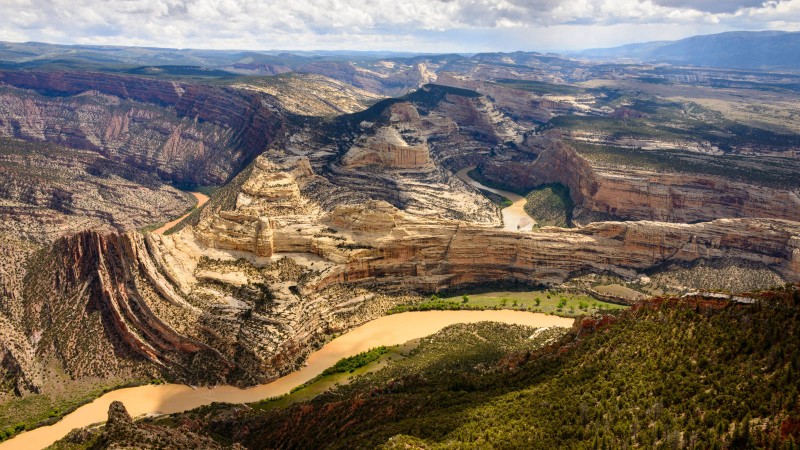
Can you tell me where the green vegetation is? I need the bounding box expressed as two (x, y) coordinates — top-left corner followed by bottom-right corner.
(152, 322), (569, 448)
(467, 168), (575, 227)
(477, 188), (513, 208)
(98, 65), (244, 82)
(248, 345), (409, 414)
(636, 77), (673, 85)
(493, 79), (584, 95)
(139, 221), (167, 233)
(320, 347), (391, 377)
(388, 289), (626, 317)
(346, 83), (480, 130)
(550, 114), (688, 141)
(171, 183), (220, 198)
(546, 92), (800, 157)
(170, 286), (800, 449)
(572, 142), (800, 190)
(466, 168), (528, 196)
(524, 183), (573, 228)
(0, 379), (148, 443)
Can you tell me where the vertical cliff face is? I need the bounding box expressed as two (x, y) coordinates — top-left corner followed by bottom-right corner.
(10, 205), (800, 393)
(6, 112), (800, 394)
(316, 212), (800, 291)
(480, 140), (800, 224)
(0, 71), (289, 186)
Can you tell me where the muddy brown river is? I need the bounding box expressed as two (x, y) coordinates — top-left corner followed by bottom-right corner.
(152, 191), (209, 235)
(455, 166), (535, 231)
(1, 311), (573, 450)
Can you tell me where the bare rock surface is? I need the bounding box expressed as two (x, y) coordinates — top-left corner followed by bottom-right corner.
(479, 138), (800, 224)
(1, 75), (800, 437)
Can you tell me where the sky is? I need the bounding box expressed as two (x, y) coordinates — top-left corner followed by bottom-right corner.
(1, 0), (799, 52)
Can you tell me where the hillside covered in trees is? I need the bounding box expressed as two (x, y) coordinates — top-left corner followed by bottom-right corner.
(51, 285), (800, 449)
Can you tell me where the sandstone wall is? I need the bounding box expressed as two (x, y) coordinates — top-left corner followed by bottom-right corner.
(311, 217), (800, 292)
(480, 141), (800, 224)
(0, 71), (287, 185)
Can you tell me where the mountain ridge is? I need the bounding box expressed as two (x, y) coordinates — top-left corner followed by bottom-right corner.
(578, 30), (800, 70)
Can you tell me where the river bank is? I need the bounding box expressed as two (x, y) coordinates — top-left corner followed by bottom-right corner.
(152, 191), (209, 235)
(455, 166), (535, 231)
(0, 310), (573, 450)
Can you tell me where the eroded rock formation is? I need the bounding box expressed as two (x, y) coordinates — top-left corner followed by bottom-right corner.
(0, 70), (287, 185)
(15, 148), (795, 391)
(479, 139), (800, 224)
(2, 79), (800, 408)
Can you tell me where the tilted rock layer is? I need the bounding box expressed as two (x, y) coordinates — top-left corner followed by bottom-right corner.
(13, 151), (795, 391)
(2, 80), (800, 404)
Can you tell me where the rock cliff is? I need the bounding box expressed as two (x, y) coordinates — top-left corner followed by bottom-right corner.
(2, 77), (800, 422)
(0, 138), (194, 244)
(320, 87), (523, 224)
(29, 147), (791, 390)
(19, 176), (797, 390)
(0, 70), (288, 186)
(58, 401), (225, 449)
(479, 139), (800, 224)
(230, 73), (382, 117)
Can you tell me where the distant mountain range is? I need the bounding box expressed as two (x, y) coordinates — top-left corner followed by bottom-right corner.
(3, 30), (800, 73)
(0, 41), (435, 68)
(578, 30), (800, 70)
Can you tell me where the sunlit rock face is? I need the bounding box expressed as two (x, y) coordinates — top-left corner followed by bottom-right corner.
(0, 70), (287, 186)
(2, 71), (800, 402)
(479, 140), (800, 225)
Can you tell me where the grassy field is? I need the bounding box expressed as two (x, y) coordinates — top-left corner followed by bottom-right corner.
(389, 288), (627, 317)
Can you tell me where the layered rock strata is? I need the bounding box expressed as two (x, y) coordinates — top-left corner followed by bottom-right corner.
(23, 191), (798, 389)
(0, 70), (287, 185)
(309, 88), (524, 225)
(479, 139), (800, 224)
(4, 79), (800, 401)
(0, 138), (194, 243)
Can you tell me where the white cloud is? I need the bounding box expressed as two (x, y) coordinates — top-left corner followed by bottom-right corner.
(0, 0), (797, 51)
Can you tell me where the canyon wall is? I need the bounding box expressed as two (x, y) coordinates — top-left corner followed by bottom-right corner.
(327, 216), (800, 290)
(0, 70), (287, 185)
(23, 205), (798, 388)
(480, 141), (800, 224)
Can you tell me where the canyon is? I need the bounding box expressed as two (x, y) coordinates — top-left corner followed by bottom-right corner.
(0, 310), (573, 450)
(0, 47), (798, 448)
(478, 138), (800, 224)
